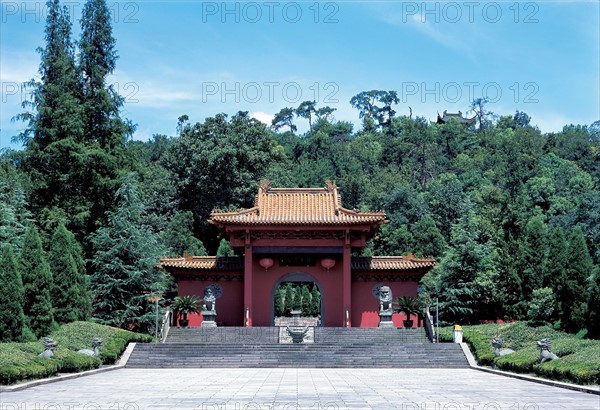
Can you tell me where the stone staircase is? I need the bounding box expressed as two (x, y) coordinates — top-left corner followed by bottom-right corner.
(126, 327), (469, 368)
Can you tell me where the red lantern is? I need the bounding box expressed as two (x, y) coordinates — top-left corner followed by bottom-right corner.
(259, 257), (274, 271)
(321, 258), (336, 271)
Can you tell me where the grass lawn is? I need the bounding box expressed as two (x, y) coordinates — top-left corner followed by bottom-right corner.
(439, 321), (600, 385)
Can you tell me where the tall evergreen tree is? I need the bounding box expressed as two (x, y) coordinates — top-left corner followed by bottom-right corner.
(0, 179), (32, 252)
(284, 284), (294, 316)
(48, 223), (90, 323)
(274, 285), (284, 317)
(90, 175), (167, 332)
(519, 215), (548, 301)
(20, 226), (55, 337)
(586, 267), (600, 339)
(300, 285), (311, 315)
(563, 226), (594, 332)
(216, 239), (235, 257)
(545, 227), (568, 321)
(310, 285), (321, 317)
(79, 0), (133, 148)
(0, 244), (26, 341)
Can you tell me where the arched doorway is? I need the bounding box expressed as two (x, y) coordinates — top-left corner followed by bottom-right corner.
(271, 271), (323, 325)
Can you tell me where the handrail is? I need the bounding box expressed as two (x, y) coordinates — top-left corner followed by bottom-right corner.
(423, 306), (436, 343)
(159, 308), (172, 343)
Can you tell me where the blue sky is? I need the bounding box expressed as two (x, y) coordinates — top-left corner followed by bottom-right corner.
(1, 1), (599, 149)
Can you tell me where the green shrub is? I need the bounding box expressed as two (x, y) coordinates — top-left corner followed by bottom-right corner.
(440, 322), (600, 385)
(0, 321), (153, 385)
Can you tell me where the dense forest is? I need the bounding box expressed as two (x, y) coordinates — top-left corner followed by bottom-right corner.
(0, 0), (598, 340)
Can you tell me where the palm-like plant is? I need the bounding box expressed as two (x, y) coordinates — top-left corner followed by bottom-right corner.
(394, 296), (423, 327)
(172, 295), (202, 327)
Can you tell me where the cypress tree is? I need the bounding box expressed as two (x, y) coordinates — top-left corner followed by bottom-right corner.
(301, 285), (311, 315)
(310, 285), (321, 317)
(274, 286), (284, 317)
(216, 239), (234, 257)
(563, 226), (594, 333)
(0, 244), (26, 341)
(48, 223), (89, 323)
(519, 215), (548, 301)
(586, 267), (600, 339)
(284, 284), (294, 316)
(545, 227), (568, 321)
(20, 226), (55, 338)
(79, 0), (132, 148)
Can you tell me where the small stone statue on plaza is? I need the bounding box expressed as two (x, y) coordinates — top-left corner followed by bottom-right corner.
(78, 338), (103, 357)
(537, 338), (559, 363)
(201, 286), (217, 328)
(378, 285), (394, 328)
(491, 337), (514, 357)
(39, 337), (58, 358)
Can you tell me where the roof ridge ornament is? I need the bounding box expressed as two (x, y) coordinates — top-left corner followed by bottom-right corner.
(259, 179), (272, 193)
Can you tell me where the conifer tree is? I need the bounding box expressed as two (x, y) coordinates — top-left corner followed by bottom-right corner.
(20, 226), (55, 337)
(0, 180), (32, 252)
(48, 223), (90, 323)
(301, 285), (311, 315)
(586, 267), (600, 339)
(284, 284), (294, 316)
(79, 0), (133, 148)
(519, 215), (548, 301)
(0, 244), (26, 341)
(274, 285), (284, 317)
(545, 227), (568, 321)
(91, 175), (166, 332)
(216, 239), (235, 257)
(563, 226), (594, 332)
(310, 285), (321, 317)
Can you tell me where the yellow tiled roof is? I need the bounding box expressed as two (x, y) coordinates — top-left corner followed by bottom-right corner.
(351, 255), (435, 270)
(210, 180), (387, 226)
(159, 255), (434, 271)
(159, 256), (243, 271)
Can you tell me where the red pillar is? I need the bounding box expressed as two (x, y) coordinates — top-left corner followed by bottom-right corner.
(343, 230), (351, 327)
(244, 233), (253, 327)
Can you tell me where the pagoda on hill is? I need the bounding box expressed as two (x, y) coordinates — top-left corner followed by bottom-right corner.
(159, 181), (435, 328)
(436, 110), (476, 126)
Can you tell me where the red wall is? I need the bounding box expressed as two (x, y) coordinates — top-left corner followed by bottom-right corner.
(177, 279), (244, 326)
(176, 265), (422, 328)
(351, 280), (419, 328)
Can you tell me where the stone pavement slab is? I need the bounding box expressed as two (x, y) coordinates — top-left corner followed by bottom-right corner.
(1, 368), (598, 410)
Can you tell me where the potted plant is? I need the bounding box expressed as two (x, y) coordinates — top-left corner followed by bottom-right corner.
(394, 296), (422, 328)
(172, 295), (202, 328)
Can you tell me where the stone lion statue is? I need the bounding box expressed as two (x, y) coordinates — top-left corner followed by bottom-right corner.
(203, 286), (216, 312)
(537, 338), (559, 363)
(379, 286), (393, 313)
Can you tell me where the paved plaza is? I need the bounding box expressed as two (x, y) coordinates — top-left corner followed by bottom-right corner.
(1, 368), (598, 410)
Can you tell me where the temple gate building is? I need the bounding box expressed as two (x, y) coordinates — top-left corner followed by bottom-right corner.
(159, 181), (435, 327)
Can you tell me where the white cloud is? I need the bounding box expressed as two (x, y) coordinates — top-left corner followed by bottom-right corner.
(250, 111), (273, 126)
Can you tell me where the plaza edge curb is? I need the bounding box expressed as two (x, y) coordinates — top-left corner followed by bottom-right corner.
(0, 343), (136, 393)
(459, 342), (600, 396)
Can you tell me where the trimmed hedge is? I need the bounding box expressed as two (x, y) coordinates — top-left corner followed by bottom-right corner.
(440, 322), (600, 385)
(0, 321), (153, 385)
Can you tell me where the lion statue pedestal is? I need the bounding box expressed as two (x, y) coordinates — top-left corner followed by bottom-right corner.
(378, 285), (394, 328)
